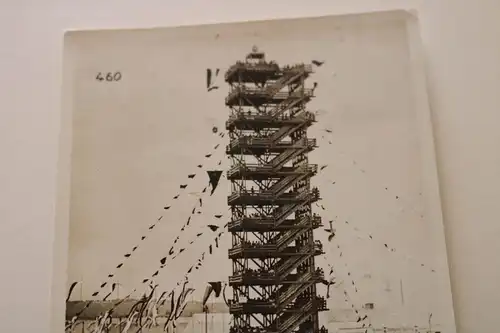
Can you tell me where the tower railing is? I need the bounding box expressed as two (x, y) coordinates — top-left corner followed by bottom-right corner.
(226, 109), (315, 126)
(265, 68), (310, 96)
(271, 216), (310, 248)
(225, 86), (314, 106)
(278, 300), (313, 332)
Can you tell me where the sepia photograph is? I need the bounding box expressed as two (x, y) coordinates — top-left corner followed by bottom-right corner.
(60, 10), (455, 333)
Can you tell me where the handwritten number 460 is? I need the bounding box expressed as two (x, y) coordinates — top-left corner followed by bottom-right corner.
(96, 72), (122, 82)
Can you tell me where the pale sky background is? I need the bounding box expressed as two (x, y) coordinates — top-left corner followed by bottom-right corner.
(64, 11), (454, 330)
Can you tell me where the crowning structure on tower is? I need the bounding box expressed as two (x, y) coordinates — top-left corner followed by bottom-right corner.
(225, 47), (328, 333)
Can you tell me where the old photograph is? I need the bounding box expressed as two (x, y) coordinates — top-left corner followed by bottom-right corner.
(60, 10), (455, 333)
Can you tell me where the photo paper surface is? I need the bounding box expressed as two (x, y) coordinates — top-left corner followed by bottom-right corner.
(60, 11), (455, 333)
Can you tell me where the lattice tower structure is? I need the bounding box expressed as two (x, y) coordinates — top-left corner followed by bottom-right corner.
(225, 48), (329, 333)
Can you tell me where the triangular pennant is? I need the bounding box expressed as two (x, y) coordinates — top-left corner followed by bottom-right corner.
(207, 170), (223, 195)
(206, 69), (212, 89)
(208, 282), (222, 297)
